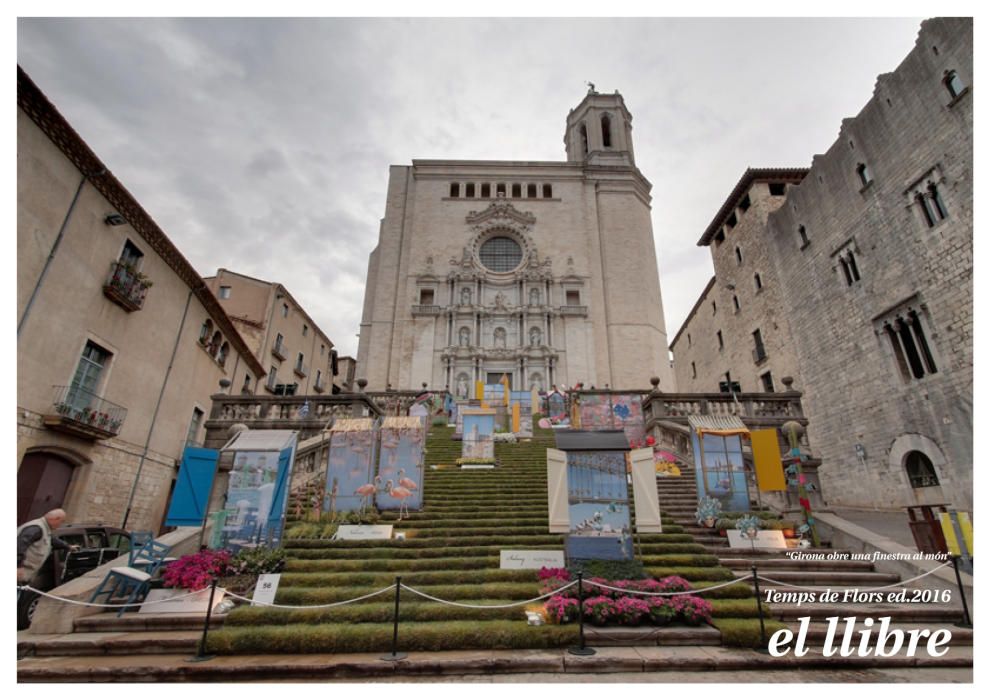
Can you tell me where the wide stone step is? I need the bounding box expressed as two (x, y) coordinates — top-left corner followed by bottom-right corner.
(793, 621), (973, 646)
(720, 557), (876, 571)
(706, 546), (851, 557)
(16, 645), (973, 681)
(74, 612), (225, 633)
(769, 603), (968, 624)
(585, 624), (722, 647)
(26, 630), (201, 657)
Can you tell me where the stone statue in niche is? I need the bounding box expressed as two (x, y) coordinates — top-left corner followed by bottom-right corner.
(458, 327), (470, 346)
(530, 374), (544, 392)
(530, 327), (542, 347)
(456, 375), (469, 399)
(460, 287), (472, 306)
(494, 327), (507, 348)
(494, 292), (507, 310)
(529, 288), (541, 306)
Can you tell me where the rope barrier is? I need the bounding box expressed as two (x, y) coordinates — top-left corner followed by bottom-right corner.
(584, 575), (752, 597)
(398, 580), (577, 609)
(220, 584), (396, 609)
(756, 560), (953, 593)
(16, 585), (207, 608)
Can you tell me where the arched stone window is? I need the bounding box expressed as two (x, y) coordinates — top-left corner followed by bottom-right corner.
(856, 163), (872, 187)
(209, 330), (222, 356)
(601, 113), (612, 148)
(904, 451), (940, 488)
(199, 319), (213, 345)
(217, 341), (230, 367)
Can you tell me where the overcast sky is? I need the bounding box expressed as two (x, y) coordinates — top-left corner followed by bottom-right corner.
(17, 17), (925, 359)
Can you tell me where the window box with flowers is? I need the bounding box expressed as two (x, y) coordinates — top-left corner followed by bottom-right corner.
(103, 260), (153, 312)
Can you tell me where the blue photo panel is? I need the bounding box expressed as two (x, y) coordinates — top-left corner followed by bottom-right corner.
(324, 419), (378, 515)
(377, 417), (426, 512)
(565, 451), (632, 561)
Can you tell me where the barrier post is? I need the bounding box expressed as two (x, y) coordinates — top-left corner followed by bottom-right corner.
(951, 556), (973, 628)
(751, 565), (770, 654)
(567, 571), (596, 656)
(381, 576), (407, 661)
(188, 579), (218, 662)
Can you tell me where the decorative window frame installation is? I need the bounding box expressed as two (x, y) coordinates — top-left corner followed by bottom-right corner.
(830, 236), (863, 287)
(904, 165), (950, 230)
(872, 295), (940, 383)
(943, 69), (969, 107)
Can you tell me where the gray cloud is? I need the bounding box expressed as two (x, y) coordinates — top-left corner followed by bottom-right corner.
(18, 17), (923, 358)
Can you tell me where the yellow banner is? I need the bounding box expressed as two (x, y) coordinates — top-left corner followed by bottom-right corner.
(751, 429), (786, 492)
(475, 380), (485, 406)
(512, 402), (520, 433)
(940, 512), (973, 556)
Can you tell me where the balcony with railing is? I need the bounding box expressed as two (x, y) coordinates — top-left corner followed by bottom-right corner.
(559, 305), (588, 316)
(411, 305), (442, 316)
(271, 338), (288, 361)
(293, 361), (308, 378)
(313, 374), (326, 393)
(102, 261), (151, 312)
(43, 385), (127, 440)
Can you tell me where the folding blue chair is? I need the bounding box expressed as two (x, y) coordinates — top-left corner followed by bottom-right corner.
(89, 539), (172, 617)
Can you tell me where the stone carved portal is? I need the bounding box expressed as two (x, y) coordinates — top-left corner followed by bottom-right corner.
(441, 202), (559, 391)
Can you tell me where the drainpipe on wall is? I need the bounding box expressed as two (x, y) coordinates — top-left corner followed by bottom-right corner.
(18, 169), (104, 337)
(121, 289), (194, 530)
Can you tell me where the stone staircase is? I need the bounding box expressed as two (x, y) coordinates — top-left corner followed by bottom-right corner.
(655, 463), (972, 659)
(18, 423), (971, 674)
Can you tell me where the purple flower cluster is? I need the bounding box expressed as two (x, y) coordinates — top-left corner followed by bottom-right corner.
(162, 549), (232, 590)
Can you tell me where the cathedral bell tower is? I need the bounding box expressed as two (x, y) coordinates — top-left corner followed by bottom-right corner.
(564, 87), (636, 167)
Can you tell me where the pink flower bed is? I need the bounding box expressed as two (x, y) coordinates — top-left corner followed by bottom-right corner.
(538, 569), (713, 627)
(162, 549), (232, 590)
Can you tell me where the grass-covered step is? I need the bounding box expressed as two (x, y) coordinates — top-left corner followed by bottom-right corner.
(634, 567), (736, 582)
(286, 555), (505, 573)
(637, 580), (755, 600)
(286, 534), (568, 551)
(711, 617), (788, 647)
(638, 554), (721, 568)
(372, 517), (551, 530)
(278, 568), (545, 588)
(207, 620), (579, 655)
(225, 599), (547, 627)
(275, 581), (543, 605)
(285, 544), (567, 562)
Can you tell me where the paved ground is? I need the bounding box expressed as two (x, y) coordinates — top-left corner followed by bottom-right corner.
(369, 668), (974, 683)
(831, 508), (918, 549)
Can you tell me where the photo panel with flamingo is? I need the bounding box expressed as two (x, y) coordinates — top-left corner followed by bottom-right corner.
(376, 416), (426, 513)
(564, 451), (632, 561)
(324, 418), (378, 514)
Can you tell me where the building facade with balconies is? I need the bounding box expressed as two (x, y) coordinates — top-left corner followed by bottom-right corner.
(203, 269), (338, 397)
(356, 89), (675, 395)
(16, 67), (266, 531)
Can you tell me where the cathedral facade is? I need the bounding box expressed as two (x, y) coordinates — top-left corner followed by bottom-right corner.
(357, 91), (673, 395)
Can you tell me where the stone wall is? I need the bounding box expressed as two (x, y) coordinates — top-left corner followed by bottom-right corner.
(764, 18), (973, 510)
